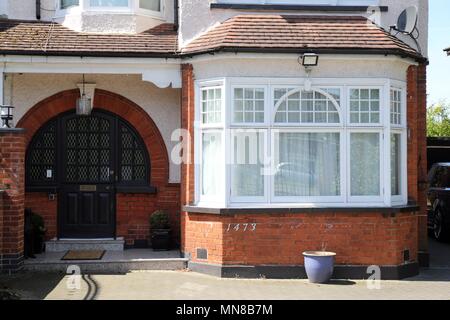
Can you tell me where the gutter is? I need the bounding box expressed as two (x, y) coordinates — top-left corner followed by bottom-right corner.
(0, 47), (427, 64)
(174, 0), (179, 31)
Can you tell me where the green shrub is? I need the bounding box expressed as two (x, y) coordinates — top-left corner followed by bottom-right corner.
(149, 210), (170, 230)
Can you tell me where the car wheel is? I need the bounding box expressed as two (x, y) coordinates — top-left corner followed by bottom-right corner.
(434, 209), (449, 241)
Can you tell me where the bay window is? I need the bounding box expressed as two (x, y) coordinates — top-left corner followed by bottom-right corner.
(196, 79), (407, 207)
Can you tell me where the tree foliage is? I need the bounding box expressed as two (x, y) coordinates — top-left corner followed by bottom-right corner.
(427, 101), (450, 137)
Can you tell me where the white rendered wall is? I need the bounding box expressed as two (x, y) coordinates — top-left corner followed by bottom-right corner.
(1, 0), (174, 34)
(3, 73), (181, 183)
(191, 54), (413, 82)
(179, 0), (429, 57)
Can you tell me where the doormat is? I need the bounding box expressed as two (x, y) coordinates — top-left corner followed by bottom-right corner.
(61, 250), (105, 261)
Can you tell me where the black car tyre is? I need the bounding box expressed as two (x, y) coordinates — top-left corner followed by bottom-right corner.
(434, 209), (449, 242)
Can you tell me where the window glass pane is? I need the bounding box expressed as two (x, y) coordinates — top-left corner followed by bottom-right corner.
(90, 0), (128, 7)
(274, 132), (340, 197)
(233, 88), (265, 124)
(201, 87), (222, 124)
(61, 0), (79, 8)
(390, 89), (402, 125)
(202, 132), (222, 197)
(274, 89), (340, 124)
(350, 133), (380, 196)
(140, 0), (160, 11)
(391, 134), (401, 196)
(349, 89), (381, 124)
(231, 131), (265, 197)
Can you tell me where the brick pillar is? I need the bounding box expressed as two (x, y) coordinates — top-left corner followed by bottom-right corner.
(180, 64), (195, 206)
(0, 128), (26, 273)
(407, 63), (429, 267)
(180, 64), (195, 255)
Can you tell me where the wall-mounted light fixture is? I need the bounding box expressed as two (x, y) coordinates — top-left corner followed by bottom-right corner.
(1, 105), (14, 128)
(299, 53), (319, 92)
(301, 53), (319, 67)
(76, 74), (92, 116)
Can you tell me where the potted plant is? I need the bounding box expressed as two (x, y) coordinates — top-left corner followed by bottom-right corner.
(149, 210), (171, 251)
(31, 212), (47, 254)
(303, 242), (336, 284)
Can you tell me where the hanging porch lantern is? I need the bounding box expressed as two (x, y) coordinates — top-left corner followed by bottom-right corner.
(76, 74), (92, 116)
(1, 105), (14, 128)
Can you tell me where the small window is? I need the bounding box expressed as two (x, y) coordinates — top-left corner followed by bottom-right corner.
(90, 0), (128, 7)
(274, 88), (340, 124)
(391, 89), (402, 125)
(391, 133), (402, 196)
(349, 89), (380, 124)
(350, 132), (380, 196)
(140, 0), (161, 11)
(231, 130), (265, 198)
(233, 88), (265, 124)
(61, 0), (79, 9)
(202, 132), (222, 197)
(201, 87), (222, 124)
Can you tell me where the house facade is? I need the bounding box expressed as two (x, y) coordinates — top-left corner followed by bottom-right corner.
(0, 0), (428, 279)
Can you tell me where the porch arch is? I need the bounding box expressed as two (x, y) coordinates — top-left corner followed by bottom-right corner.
(17, 89), (170, 185)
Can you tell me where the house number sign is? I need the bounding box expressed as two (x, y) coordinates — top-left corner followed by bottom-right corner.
(226, 223), (257, 232)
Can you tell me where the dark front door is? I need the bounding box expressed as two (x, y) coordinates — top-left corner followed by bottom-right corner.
(59, 113), (116, 238)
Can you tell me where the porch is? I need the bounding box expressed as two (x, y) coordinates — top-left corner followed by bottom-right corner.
(23, 249), (187, 273)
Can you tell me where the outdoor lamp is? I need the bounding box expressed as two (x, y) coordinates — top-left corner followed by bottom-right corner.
(1, 105), (14, 128)
(301, 53), (319, 67)
(76, 74), (92, 116)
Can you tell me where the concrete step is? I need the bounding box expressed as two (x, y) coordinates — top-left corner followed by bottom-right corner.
(45, 238), (125, 252)
(23, 249), (188, 273)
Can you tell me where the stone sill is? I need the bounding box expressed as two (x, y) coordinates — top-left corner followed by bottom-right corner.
(183, 204), (420, 215)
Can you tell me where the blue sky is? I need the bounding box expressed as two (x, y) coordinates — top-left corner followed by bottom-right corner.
(428, 0), (450, 105)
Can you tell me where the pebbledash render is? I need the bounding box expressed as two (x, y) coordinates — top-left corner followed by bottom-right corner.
(0, 0), (428, 279)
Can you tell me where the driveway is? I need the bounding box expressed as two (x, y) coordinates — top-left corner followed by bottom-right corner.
(1, 238), (450, 300)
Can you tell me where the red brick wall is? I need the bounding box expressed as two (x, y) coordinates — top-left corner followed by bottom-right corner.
(407, 63), (428, 262)
(180, 64), (195, 251)
(0, 130), (26, 271)
(183, 211), (418, 266)
(17, 89), (180, 247)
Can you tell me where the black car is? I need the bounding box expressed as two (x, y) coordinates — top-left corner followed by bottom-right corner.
(427, 163), (450, 241)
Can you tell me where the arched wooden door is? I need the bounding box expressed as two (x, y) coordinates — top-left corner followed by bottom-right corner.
(26, 110), (151, 239)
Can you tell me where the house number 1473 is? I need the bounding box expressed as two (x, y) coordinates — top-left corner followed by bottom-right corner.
(226, 223), (257, 232)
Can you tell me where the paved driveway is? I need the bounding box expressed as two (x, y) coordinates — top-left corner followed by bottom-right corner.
(1, 238), (450, 300)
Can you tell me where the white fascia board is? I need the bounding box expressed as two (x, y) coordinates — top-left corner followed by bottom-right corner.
(0, 55), (182, 88)
(185, 52), (418, 65)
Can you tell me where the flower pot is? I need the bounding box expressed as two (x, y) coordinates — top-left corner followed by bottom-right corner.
(303, 251), (336, 284)
(151, 229), (171, 251)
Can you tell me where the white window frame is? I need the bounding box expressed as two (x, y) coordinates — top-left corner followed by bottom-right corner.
(270, 128), (345, 204)
(347, 86), (384, 127)
(195, 79), (226, 207)
(231, 85), (269, 127)
(346, 129), (384, 203)
(229, 129), (269, 203)
(194, 77), (407, 209)
(55, 0), (164, 18)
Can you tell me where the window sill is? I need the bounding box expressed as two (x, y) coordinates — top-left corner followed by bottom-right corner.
(210, 4), (388, 12)
(183, 204), (419, 215)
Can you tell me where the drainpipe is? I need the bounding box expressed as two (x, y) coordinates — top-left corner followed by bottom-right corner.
(174, 0), (179, 31)
(36, 0), (41, 20)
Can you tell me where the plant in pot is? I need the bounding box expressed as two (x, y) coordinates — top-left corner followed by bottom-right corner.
(303, 242), (336, 284)
(31, 212), (46, 254)
(149, 210), (171, 251)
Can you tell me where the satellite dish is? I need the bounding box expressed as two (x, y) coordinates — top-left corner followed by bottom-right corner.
(395, 6), (418, 34)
